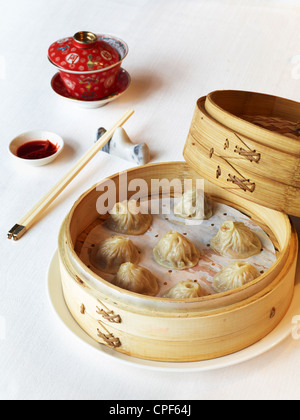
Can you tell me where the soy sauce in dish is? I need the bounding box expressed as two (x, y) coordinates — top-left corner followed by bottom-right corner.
(17, 140), (58, 160)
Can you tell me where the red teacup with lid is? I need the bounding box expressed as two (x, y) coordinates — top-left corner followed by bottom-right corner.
(48, 31), (128, 101)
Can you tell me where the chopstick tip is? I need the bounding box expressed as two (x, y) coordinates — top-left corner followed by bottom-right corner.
(7, 224), (27, 241)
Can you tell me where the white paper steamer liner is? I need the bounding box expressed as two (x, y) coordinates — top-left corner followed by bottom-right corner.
(78, 198), (276, 297)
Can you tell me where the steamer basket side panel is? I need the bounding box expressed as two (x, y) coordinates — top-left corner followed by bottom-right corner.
(58, 252), (125, 350)
(184, 132), (300, 216)
(57, 236), (297, 362)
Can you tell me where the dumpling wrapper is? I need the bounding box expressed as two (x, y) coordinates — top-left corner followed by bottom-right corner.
(213, 261), (260, 293)
(153, 231), (200, 270)
(106, 200), (152, 235)
(174, 188), (213, 220)
(91, 236), (140, 274)
(112, 262), (159, 296)
(211, 221), (262, 259)
(163, 280), (204, 299)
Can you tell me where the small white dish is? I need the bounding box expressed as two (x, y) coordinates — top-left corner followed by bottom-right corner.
(9, 130), (64, 167)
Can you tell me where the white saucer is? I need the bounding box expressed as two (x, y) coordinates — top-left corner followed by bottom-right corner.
(47, 250), (300, 372)
(51, 68), (131, 109)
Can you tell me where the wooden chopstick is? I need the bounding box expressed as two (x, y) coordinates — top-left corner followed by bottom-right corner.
(7, 109), (135, 241)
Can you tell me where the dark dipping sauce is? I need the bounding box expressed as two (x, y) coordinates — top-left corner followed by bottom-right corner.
(17, 140), (58, 160)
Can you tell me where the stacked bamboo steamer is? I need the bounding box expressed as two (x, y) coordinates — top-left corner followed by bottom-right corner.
(58, 90), (299, 362)
(184, 90), (300, 217)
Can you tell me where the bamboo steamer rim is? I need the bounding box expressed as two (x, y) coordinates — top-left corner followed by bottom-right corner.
(185, 95), (300, 217)
(206, 90), (300, 154)
(197, 95), (299, 160)
(63, 161), (293, 306)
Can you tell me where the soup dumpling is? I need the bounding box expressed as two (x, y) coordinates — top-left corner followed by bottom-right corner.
(91, 236), (140, 274)
(112, 262), (159, 296)
(174, 188), (213, 220)
(213, 261), (260, 293)
(106, 200), (152, 235)
(163, 280), (203, 299)
(211, 221), (262, 259)
(153, 231), (200, 270)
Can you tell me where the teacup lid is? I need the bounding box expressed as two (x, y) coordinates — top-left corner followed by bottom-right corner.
(48, 31), (120, 72)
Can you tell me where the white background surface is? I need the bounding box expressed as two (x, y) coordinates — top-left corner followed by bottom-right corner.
(1, 0), (300, 400)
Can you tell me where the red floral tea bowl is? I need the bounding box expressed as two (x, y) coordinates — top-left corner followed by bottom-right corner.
(48, 32), (129, 101)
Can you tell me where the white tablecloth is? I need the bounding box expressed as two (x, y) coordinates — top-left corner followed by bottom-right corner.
(1, 0), (299, 401)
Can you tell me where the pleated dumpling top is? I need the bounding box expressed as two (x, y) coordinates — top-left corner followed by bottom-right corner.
(92, 236), (140, 274)
(163, 280), (203, 299)
(211, 221), (262, 259)
(153, 231), (200, 270)
(174, 188), (213, 220)
(112, 263), (159, 296)
(213, 261), (260, 293)
(107, 200), (152, 235)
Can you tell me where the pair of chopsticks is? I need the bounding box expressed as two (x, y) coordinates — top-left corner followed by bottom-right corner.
(8, 110), (135, 241)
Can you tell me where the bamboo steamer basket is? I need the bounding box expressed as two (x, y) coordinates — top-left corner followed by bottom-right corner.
(58, 162), (298, 362)
(184, 91), (300, 217)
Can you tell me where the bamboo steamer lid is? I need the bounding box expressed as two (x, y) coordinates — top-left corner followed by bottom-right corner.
(184, 90), (300, 217)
